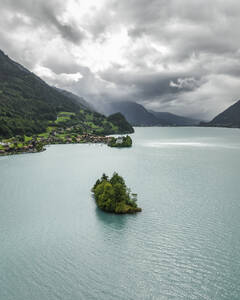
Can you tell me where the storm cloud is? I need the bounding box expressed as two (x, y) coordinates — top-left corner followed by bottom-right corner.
(1, 0), (240, 120)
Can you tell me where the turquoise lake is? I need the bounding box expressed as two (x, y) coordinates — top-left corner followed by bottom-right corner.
(0, 127), (240, 300)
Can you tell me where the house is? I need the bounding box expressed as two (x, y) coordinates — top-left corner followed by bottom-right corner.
(0, 142), (10, 146)
(116, 137), (123, 144)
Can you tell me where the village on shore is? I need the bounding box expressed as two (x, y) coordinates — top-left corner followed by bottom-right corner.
(0, 128), (131, 156)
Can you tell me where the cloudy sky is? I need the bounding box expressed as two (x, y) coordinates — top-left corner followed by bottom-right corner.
(1, 0), (240, 120)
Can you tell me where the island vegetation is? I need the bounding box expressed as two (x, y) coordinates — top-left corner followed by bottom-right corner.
(92, 173), (142, 214)
(108, 135), (132, 148)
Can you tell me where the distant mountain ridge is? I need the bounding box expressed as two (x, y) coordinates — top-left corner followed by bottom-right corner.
(201, 100), (240, 128)
(100, 101), (199, 126)
(101, 101), (160, 126)
(149, 110), (199, 126)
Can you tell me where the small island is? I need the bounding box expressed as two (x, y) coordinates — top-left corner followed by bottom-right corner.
(92, 173), (142, 214)
(108, 135), (132, 148)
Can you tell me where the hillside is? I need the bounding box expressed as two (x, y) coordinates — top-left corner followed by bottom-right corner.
(202, 100), (240, 128)
(0, 49), (133, 138)
(107, 113), (134, 133)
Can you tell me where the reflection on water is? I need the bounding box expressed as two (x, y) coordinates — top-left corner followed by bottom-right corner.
(95, 207), (129, 230)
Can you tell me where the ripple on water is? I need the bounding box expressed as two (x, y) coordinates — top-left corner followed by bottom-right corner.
(1, 127), (240, 300)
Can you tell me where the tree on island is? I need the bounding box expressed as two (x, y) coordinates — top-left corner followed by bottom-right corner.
(92, 172), (142, 214)
(108, 135), (132, 148)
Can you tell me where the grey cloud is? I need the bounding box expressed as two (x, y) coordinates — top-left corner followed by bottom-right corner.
(1, 0), (240, 120)
(99, 65), (205, 100)
(109, 0), (240, 58)
(169, 78), (201, 90)
(42, 55), (90, 75)
(40, 4), (85, 44)
(1, 0), (85, 44)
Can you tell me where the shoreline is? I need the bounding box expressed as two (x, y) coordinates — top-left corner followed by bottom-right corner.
(0, 141), (105, 157)
(0, 133), (112, 157)
(0, 136), (131, 157)
(0, 148), (46, 157)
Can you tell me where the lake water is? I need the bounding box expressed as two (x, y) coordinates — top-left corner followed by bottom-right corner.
(0, 127), (240, 300)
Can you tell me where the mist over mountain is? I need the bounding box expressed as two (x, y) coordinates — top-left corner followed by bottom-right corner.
(55, 88), (95, 111)
(2, 1), (240, 120)
(1, 45), (239, 135)
(0, 49), (133, 137)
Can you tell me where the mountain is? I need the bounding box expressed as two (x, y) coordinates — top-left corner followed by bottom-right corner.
(100, 100), (199, 126)
(0, 49), (133, 137)
(202, 100), (240, 128)
(107, 113), (134, 133)
(149, 110), (199, 126)
(100, 101), (162, 126)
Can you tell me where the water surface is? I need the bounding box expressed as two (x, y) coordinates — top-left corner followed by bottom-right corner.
(0, 127), (240, 300)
